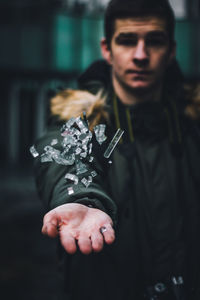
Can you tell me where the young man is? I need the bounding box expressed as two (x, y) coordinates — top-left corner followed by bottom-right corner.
(34, 0), (200, 299)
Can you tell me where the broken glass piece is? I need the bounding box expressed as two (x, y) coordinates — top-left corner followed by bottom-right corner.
(80, 152), (87, 158)
(61, 129), (71, 137)
(104, 129), (124, 158)
(91, 170), (97, 177)
(79, 133), (87, 141)
(75, 117), (88, 134)
(62, 135), (77, 147)
(75, 147), (82, 155)
(172, 276), (184, 285)
(76, 160), (88, 175)
(65, 117), (76, 129)
(89, 156), (94, 162)
(30, 145), (39, 158)
(60, 153), (75, 165)
(94, 124), (107, 145)
(67, 187), (74, 195)
(51, 139), (58, 146)
(88, 176), (92, 183)
(88, 143), (92, 154)
(81, 178), (90, 188)
(41, 153), (53, 163)
(65, 173), (79, 185)
(54, 155), (68, 165)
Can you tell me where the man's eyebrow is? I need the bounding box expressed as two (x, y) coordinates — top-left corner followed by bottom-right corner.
(115, 33), (137, 39)
(115, 32), (137, 42)
(115, 31), (167, 39)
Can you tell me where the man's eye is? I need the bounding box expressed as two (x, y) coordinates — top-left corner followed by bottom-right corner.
(146, 38), (166, 47)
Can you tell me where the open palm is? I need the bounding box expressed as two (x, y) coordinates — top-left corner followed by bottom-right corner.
(42, 203), (115, 254)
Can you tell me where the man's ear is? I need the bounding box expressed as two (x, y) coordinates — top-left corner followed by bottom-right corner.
(101, 38), (112, 65)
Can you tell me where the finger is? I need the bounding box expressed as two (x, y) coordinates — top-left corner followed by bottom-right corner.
(42, 210), (59, 238)
(77, 236), (92, 255)
(42, 222), (59, 238)
(91, 231), (104, 253)
(100, 223), (115, 245)
(59, 229), (77, 254)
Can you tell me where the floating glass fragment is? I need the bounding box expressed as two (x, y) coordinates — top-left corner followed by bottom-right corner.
(172, 276), (184, 285)
(88, 143), (92, 154)
(154, 283), (166, 293)
(41, 153), (53, 163)
(88, 176), (92, 183)
(76, 160), (88, 175)
(104, 129), (124, 158)
(60, 151), (75, 164)
(54, 155), (68, 165)
(30, 145), (39, 158)
(51, 139), (58, 146)
(94, 124), (107, 145)
(44, 145), (57, 153)
(67, 187), (74, 195)
(75, 147), (82, 155)
(81, 178), (90, 188)
(80, 152), (87, 158)
(75, 117), (88, 134)
(65, 173), (79, 185)
(62, 135), (77, 147)
(91, 170), (97, 177)
(89, 156), (94, 162)
(65, 117), (76, 129)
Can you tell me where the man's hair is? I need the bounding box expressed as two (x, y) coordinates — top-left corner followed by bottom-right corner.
(104, 0), (175, 47)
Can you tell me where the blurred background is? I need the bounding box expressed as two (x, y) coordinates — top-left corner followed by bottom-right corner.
(0, 0), (200, 299)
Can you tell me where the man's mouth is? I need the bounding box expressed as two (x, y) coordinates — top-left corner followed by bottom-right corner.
(126, 70), (153, 75)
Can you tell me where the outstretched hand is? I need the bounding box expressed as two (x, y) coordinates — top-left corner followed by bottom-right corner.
(42, 203), (115, 254)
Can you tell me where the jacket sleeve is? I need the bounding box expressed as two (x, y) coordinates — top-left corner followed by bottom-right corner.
(33, 124), (117, 224)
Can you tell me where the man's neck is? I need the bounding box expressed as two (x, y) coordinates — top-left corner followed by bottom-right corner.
(113, 77), (163, 106)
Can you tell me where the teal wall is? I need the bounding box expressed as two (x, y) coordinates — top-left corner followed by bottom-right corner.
(51, 15), (103, 71)
(0, 14), (199, 77)
(175, 21), (199, 76)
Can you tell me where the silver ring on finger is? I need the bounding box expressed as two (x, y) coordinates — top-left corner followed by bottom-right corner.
(100, 226), (107, 234)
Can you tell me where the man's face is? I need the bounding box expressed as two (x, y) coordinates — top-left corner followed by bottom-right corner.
(101, 17), (176, 93)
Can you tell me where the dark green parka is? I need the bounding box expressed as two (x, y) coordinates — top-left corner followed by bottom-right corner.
(34, 60), (200, 300)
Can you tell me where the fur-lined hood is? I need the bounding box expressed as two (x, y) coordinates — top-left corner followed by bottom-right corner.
(50, 89), (109, 131)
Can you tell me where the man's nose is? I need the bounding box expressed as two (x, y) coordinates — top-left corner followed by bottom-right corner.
(133, 40), (149, 66)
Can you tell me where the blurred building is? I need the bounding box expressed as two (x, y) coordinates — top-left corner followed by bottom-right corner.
(0, 0), (200, 167)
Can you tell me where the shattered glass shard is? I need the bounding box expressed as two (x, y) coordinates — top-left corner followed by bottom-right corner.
(94, 124), (107, 145)
(104, 129), (124, 158)
(76, 159), (88, 175)
(67, 187), (74, 195)
(91, 170), (97, 177)
(81, 178), (90, 188)
(51, 139), (58, 146)
(41, 153), (53, 163)
(65, 173), (79, 185)
(30, 145), (39, 158)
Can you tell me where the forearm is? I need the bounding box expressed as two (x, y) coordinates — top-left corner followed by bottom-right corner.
(34, 128), (117, 224)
